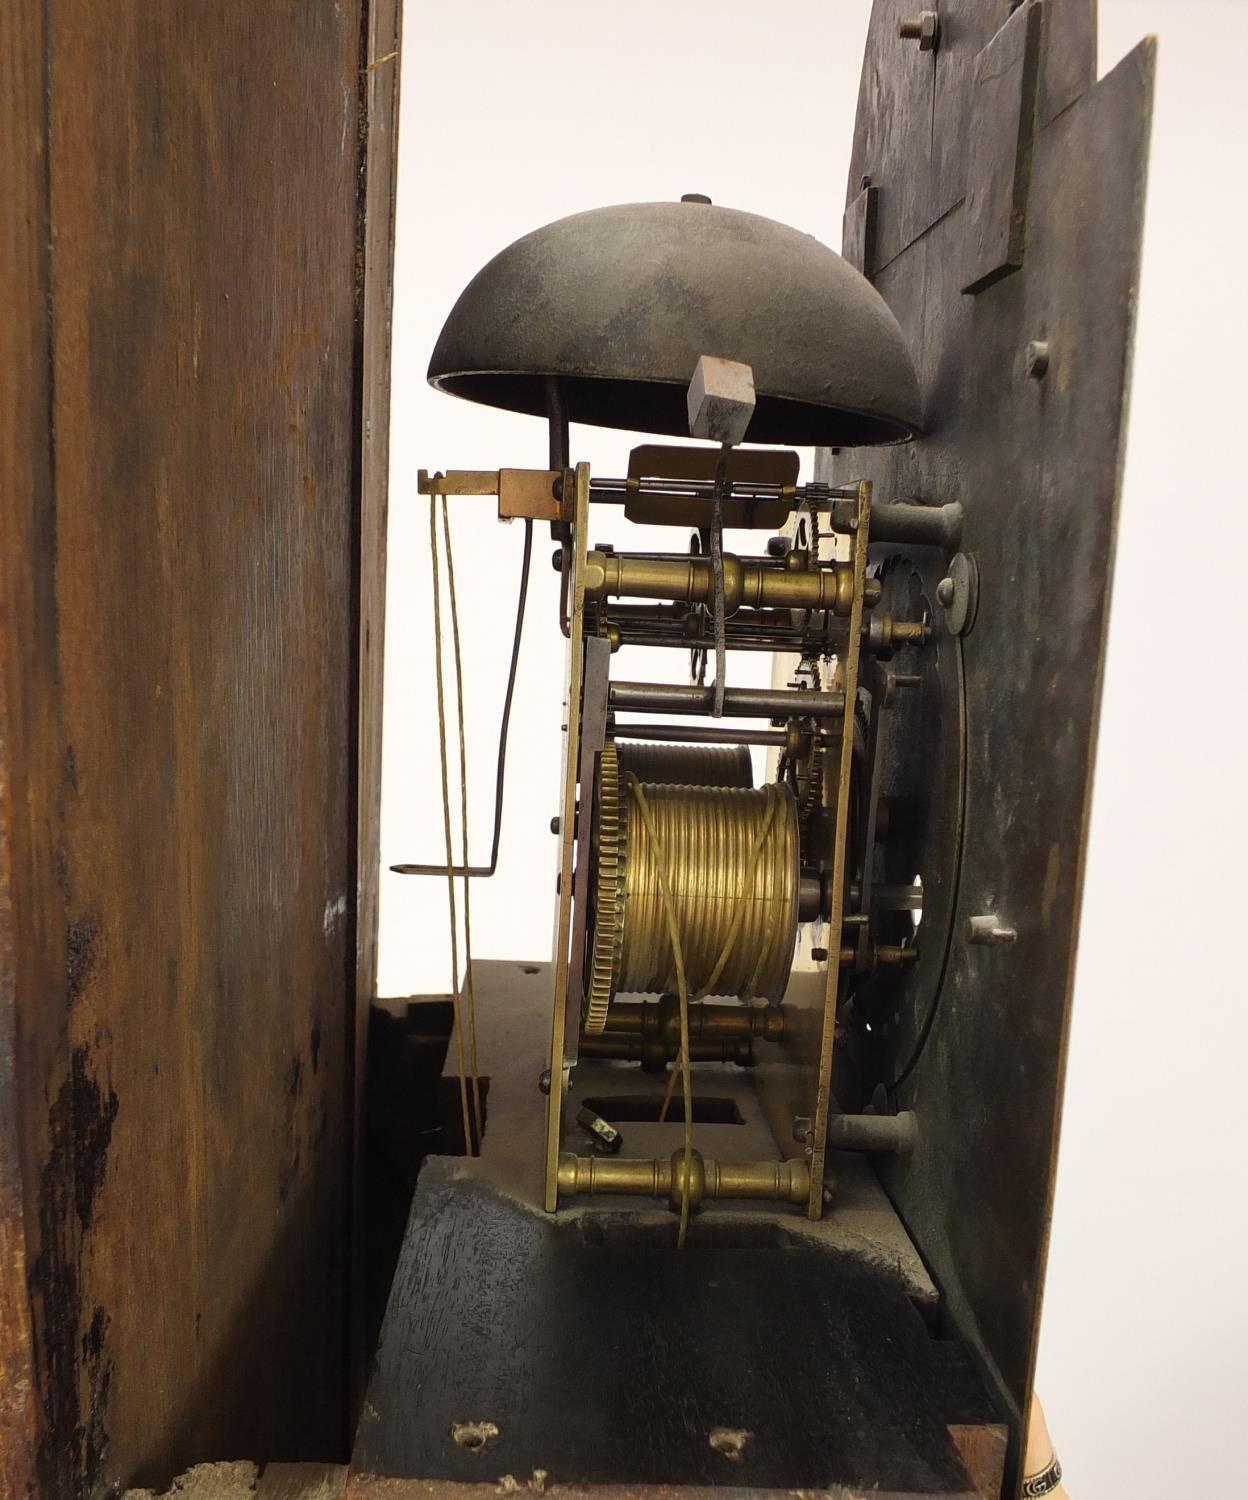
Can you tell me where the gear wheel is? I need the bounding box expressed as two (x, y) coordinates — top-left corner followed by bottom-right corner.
(584, 740), (627, 1034)
(797, 740), (824, 846)
(794, 658), (825, 852)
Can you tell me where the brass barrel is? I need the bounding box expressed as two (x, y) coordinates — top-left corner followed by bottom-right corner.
(585, 746), (799, 1033)
(618, 782), (798, 1003)
(615, 740), (752, 789)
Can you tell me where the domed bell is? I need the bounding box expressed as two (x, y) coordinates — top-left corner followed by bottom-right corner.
(428, 199), (922, 447)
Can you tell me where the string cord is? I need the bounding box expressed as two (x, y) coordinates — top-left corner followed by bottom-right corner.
(654, 783), (781, 1130)
(693, 785), (779, 1002)
(429, 493), (476, 1156)
(626, 776), (695, 1245)
(625, 778), (784, 1243)
(440, 496), (483, 1147)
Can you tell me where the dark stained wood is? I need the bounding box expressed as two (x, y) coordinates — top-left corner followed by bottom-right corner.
(929, 1), (1003, 230)
(845, 0), (935, 277)
(1036, 0), (1095, 127)
(851, 1), (1097, 284)
(0, 0), (68, 1493)
(960, 2), (1043, 294)
(842, 182), (879, 278)
(0, 1), (398, 1493)
(354, 1167), (1000, 1495)
(348, 1480), (995, 1500)
(352, 0), (402, 1421)
(832, 1), (1154, 1466)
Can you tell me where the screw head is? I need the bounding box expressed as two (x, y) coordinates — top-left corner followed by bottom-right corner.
(549, 815), (560, 835)
(1024, 339), (1050, 379)
(899, 10), (940, 49)
(681, 192), (712, 205)
(538, 1068), (552, 1095)
(936, 553), (979, 636)
(965, 914), (1018, 947)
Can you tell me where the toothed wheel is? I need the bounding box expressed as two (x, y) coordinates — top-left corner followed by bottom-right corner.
(797, 739), (825, 854)
(796, 658), (826, 851)
(584, 740), (627, 1034)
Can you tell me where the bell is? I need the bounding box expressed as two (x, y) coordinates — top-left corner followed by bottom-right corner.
(428, 198), (922, 446)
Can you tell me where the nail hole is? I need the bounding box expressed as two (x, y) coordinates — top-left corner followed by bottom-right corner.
(451, 1420), (500, 1452)
(709, 1427), (752, 1463)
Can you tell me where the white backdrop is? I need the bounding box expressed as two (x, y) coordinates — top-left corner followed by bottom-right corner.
(380, 4), (1247, 1495)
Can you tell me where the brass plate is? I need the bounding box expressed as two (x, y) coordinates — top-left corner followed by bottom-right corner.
(624, 444), (799, 528)
(627, 444), (801, 486)
(805, 479), (872, 1216)
(543, 463), (591, 1210)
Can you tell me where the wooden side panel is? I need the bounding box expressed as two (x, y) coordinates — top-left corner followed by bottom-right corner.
(0, 4), (50, 1492)
(833, 0), (1153, 1444)
(0, 0), (396, 1492)
(353, 0), (402, 1417)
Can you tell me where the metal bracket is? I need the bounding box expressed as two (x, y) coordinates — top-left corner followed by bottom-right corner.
(417, 467), (574, 523)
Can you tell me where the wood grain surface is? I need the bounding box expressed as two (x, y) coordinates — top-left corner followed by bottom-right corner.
(352, 0), (402, 1426)
(0, 1), (398, 1492)
(354, 1165), (1000, 1494)
(0, 3), (54, 1494)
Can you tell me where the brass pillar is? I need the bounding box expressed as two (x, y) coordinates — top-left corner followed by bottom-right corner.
(557, 1148), (810, 1214)
(583, 549), (875, 615)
